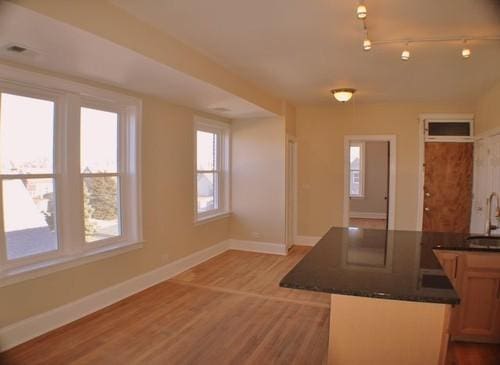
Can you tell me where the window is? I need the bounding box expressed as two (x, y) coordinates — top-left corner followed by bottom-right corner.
(81, 107), (121, 243)
(0, 68), (141, 280)
(0, 93), (58, 260)
(349, 142), (365, 198)
(195, 118), (230, 221)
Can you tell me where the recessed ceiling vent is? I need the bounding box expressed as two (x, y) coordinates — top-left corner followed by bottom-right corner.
(212, 107), (230, 113)
(2, 43), (38, 58)
(6, 44), (27, 53)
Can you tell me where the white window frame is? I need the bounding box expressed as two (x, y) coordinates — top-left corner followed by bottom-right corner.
(349, 142), (365, 198)
(0, 64), (142, 286)
(194, 117), (230, 223)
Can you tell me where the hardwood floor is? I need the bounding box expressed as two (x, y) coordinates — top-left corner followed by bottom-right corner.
(1, 246), (498, 364)
(1, 247), (329, 365)
(447, 342), (500, 365)
(349, 217), (387, 229)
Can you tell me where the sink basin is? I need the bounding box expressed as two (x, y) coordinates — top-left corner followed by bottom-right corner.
(466, 236), (500, 250)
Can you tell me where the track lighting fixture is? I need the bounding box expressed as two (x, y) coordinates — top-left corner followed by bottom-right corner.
(356, 5), (367, 19)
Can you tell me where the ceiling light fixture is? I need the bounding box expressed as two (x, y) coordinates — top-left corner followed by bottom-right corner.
(331, 88), (356, 103)
(356, 5), (367, 19)
(357, 4), (500, 62)
(401, 43), (411, 61)
(363, 38), (372, 51)
(462, 40), (471, 59)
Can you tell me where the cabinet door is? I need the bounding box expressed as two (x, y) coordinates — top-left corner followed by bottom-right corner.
(434, 251), (461, 290)
(455, 270), (500, 340)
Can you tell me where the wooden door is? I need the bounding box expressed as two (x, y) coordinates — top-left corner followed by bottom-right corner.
(455, 270), (500, 341)
(422, 142), (473, 233)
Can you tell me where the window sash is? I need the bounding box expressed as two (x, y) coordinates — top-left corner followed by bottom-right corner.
(0, 75), (141, 274)
(349, 142), (365, 198)
(194, 119), (229, 220)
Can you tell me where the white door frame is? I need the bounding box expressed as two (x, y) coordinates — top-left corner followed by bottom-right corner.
(285, 135), (298, 249)
(416, 113), (475, 231)
(343, 135), (397, 230)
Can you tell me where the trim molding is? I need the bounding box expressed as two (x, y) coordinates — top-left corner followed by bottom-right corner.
(349, 212), (387, 219)
(0, 238), (287, 351)
(227, 239), (287, 255)
(294, 235), (322, 246)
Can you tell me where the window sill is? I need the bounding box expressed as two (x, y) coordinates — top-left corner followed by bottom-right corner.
(194, 211), (231, 226)
(350, 196), (365, 200)
(0, 241), (144, 288)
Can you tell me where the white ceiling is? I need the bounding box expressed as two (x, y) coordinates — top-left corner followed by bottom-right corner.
(0, 2), (275, 119)
(111, 0), (500, 104)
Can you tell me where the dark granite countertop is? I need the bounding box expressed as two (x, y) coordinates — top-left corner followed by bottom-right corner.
(279, 227), (494, 305)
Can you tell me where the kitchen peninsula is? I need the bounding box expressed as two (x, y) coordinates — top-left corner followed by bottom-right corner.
(280, 227), (500, 365)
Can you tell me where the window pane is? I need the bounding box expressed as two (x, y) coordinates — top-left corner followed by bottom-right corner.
(197, 130), (217, 171)
(3, 178), (58, 260)
(350, 145), (360, 170)
(0, 93), (54, 174)
(81, 107), (118, 173)
(197, 172), (219, 213)
(83, 176), (121, 242)
(350, 171), (360, 196)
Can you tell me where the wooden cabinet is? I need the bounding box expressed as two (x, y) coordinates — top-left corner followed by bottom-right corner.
(434, 251), (500, 343)
(456, 270), (500, 340)
(435, 251), (461, 289)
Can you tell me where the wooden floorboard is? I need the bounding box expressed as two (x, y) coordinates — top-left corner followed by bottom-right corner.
(1, 246), (498, 364)
(1, 246), (329, 365)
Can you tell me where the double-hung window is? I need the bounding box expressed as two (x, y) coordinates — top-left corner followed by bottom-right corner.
(0, 66), (141, 282)
(349, 142), (365, 198)
(195, 118), (230, 222)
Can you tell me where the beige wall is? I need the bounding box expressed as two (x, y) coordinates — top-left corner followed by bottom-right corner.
(475, 81), (500, 135)
(350, 141), (389, 215)
(230, 117), (286, 244)
(296, 102), (474, 236)
(0, 76), (231, 328)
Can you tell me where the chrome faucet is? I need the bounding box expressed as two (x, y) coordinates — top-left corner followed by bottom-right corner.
(485, 192), (500, 236)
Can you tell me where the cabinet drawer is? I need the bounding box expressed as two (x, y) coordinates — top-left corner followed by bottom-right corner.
(465, 254), (500, 270)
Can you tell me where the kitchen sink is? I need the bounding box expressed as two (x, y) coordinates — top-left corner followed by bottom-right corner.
(466, 236), (500, 250)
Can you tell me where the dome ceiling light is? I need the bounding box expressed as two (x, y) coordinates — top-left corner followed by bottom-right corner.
(331, 88), (356, 103)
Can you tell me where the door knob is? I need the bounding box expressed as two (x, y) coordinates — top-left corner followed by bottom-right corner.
(424, 207), (430, 212)
(425, 192), (431, 197)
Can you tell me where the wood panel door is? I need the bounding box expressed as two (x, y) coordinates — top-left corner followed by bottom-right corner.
(422, 142), (473, 233)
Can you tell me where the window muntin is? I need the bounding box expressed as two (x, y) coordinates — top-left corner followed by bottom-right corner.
(349, 143), (365, 198)
(195, 120), (229, 221)
(80, 107), (122, 243)
(0, 74), (141, 277)
(0, 92), (59, 261)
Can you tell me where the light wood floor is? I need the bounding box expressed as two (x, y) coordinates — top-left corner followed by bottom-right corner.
(1, 247), (329, 365)
(349, 217), (387, 229)
(1, 246), (498, 365)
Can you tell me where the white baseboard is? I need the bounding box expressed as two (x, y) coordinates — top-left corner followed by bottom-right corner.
(0, 240), (229, 352)
(294, 235), (322, 246)
(349, 212), (387, 219)
(227, 239), (287, 255)
(0, 238), (288, 351)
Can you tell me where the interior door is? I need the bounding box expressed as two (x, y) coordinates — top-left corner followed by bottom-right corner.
(422, 142), (473, 233)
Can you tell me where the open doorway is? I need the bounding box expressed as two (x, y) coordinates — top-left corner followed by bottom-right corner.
(343, 135), (396, 230)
